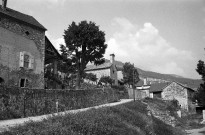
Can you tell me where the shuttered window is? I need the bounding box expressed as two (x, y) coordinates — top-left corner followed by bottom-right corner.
(19, 52), (34, 69)
(24, 54), (29, 68)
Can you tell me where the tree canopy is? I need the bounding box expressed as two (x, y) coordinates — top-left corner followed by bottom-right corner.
(85, 73), (97, 82)
(194, 60), (205, 106)
(62, 21), (107, 89)
(122, 62), (139, 88)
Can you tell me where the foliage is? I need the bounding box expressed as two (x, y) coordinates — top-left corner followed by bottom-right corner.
(180, 113), (204, 130)
(0, 86), (119, 120)
(122, 62), (139, 88)
(1, 100), (185, 135)
(99, 76), (113, 85)
(85, 73), (97, 82)
(63, 20), (107, 89)
(195, 60), (205, 106)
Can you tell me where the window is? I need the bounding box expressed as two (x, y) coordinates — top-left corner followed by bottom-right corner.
(24, 54), (29, 68)
(19, 52), (34, 69)
(20, 78), (29, 88)
(0, 77), (4, 85)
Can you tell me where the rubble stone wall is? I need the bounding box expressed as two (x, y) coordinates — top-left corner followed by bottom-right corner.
(0, 17), (45, 88)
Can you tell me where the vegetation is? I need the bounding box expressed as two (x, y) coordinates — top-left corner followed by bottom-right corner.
(99, 76), (113, 86)
(62, 21), (107, 89)
(122, 62), (139, 88)
(85, 73), (97, 83)
(194, 60), (205, 106)
(1, 100), (185, 135)
(0, 86), (119, 120)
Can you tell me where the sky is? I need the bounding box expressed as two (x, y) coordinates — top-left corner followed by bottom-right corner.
(4, 0), (205, 79)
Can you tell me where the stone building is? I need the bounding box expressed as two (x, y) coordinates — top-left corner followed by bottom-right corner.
(85, 54), (123, 86)
(0, 1), (46, 88)
(149, 82), (195, 112)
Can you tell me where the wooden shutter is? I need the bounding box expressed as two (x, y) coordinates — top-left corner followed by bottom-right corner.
(29, 55), (34, 69)
(19, 52), (24, 67)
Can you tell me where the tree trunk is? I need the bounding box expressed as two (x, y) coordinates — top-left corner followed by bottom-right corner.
(76, 71), (80, 90)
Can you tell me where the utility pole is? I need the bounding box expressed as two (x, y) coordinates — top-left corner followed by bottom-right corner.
(133, 63), (135, 102)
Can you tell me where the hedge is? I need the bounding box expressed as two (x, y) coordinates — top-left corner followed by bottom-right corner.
(0, 86), (119, 120)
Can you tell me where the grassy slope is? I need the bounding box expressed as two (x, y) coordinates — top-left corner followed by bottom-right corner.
(1, 99), (186, 135)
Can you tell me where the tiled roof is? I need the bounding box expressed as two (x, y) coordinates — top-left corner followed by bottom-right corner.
(149, 82), (170, 93)
(85, 62), (112, 71)
(0, 6), (46, 30)
(174, 82), (196, 92)
(149, 81), (196, 93)
(136, 79), (144, 87)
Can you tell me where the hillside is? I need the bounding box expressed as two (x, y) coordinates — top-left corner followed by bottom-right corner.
(105, 59), (202, 89)
(1, 99), (186, 135)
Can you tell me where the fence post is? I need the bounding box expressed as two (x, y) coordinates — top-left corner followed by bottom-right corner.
(56, 99), (59, 113)
(23, 93), (26, 117)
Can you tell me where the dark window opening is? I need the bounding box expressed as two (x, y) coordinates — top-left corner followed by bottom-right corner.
(0, 77), (4, 84)
(20, 78), (29, 88)
(20, 79), (25, 87)
(25, 31), (30, 36)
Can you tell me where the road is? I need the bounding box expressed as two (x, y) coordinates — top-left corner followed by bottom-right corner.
(186, 127), (205, 135)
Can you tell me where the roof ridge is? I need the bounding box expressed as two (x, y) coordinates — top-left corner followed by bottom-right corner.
(0, 5), (46, 30)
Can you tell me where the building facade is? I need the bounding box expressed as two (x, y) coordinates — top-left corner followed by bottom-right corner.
(85, 54), (120, 85)
(150, 82), (195, 112)
(0, 1), (46, 88)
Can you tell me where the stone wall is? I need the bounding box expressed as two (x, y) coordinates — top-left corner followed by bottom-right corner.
(0, 17), (45, 88)
(161, 82), (188, 111)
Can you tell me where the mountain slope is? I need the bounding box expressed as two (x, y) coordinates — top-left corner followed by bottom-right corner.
(105, 59), (202, 89)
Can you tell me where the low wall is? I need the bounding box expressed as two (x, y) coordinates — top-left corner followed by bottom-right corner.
(0, 86), (119, 120)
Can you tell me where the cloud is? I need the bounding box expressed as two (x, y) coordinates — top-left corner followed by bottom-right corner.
(106, 17), (195, 77)
(45, 32), (65, 52)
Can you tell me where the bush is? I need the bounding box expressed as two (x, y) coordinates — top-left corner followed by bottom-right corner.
(111, 85), (129, 99)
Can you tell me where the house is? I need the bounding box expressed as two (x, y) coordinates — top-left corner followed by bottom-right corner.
(149, 81), (195, 112)
(0, 0), (61, 89)
(85, 54), (123, 86)
(135, 78), (150, 99)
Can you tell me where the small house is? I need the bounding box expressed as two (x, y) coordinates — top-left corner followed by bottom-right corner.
(149, 82), (195, 112)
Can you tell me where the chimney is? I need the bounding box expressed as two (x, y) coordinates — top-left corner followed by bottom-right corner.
(144, 78), (147, 85)
(110, 54), (115, 64)
(2, 0), (7, 10)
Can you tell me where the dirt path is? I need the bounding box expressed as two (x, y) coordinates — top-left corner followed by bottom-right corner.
(186, 127), (205, 135)
(0, 99), (133, 133)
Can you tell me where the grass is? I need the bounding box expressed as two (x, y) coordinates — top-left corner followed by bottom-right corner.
(0, 100), (186, 135)
(181, 113), (205, 130)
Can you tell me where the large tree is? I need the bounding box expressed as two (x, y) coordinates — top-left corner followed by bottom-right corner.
(63, 21), (107, 89)
(195, 60), (205, 106)
(123, 62), (139, 88)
